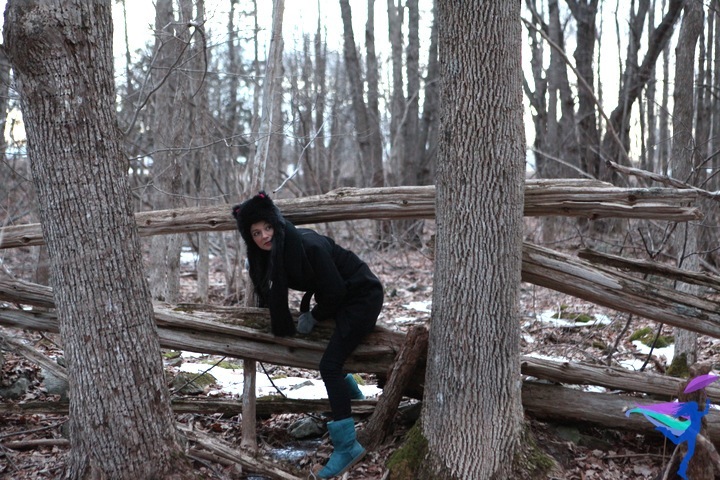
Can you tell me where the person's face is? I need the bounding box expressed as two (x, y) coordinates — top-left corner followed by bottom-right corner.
(251, 221), (274, 251)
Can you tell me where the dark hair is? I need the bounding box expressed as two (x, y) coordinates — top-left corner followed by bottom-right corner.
(231, 191), (295, 336)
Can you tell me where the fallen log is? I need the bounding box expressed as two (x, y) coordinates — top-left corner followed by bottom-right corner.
(522, 382), (720, 444)
(0, 305), (404, 375)
(7, 255), (720, 399)
(7, 302), (720, 406)
(578, 248), (720, 291)
(522, 242), (720, 338)
(0, 397), (378, 417)
(0, 332), (68, 381)
(0, 273), (54, 309)
(521, 356), (720, 403)
(5, 383), (720, 447)
(6, 237), (720, 340)
(5, 268), (720, 394)
(0, 438), (70, 450)
(0, 182), (701, 249)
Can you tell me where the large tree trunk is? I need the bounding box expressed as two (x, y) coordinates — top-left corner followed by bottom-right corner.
(671, 0), (704, 367)
(422, 1), (525, 478)
(2, 1), (191, 478)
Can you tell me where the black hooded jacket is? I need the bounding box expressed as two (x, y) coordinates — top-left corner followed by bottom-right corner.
(232, 192), (383, 337)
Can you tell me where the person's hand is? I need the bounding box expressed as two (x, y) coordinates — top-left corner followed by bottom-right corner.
(297, 312), (317, 334)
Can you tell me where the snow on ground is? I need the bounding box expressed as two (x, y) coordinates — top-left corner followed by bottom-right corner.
(535, 309), (612, 328)
(177, 358), (382, 399)
(402, 300), (431, 313)
(173, 299), (431, 400)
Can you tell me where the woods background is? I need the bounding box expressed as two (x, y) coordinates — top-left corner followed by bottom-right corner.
(3, 0), (718, 293)
(2, 1), (720, 478)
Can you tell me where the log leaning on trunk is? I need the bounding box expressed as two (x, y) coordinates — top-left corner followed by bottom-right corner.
(0, 182), (701, 249)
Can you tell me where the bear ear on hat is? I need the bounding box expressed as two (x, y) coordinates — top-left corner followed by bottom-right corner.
(232, 190), (282, 236)
(232, 204), (242, 220)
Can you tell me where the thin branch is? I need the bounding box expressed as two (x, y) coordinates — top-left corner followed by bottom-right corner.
(607, 159), (720, 202)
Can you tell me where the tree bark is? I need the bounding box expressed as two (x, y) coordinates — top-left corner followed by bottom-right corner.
(671, 0), (704, 367)
(424, 1), (525, 478)
(2, 1), (191, 478)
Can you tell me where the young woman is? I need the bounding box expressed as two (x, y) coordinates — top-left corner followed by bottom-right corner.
(232, 191), (383, 478)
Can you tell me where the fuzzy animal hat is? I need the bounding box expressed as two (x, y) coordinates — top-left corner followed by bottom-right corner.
(232, 191), (296, 336)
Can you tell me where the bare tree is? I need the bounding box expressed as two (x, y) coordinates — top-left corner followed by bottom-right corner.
(339, 0), (384, 188)
(418, 0), (439, 186)
(0, 47), (10, 160)
(188, 0), (211, 303)
(147, 0), (191, 303)
(3, 1), (193, 478)
(671, 0), (704, 367)
(387, 0), (404, 185)
(566, 0), (600, 179)
(421, 1), (525, 478)
(598, 0), (684, 183)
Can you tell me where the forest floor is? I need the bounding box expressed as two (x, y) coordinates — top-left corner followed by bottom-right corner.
(1, 223), (716, 479)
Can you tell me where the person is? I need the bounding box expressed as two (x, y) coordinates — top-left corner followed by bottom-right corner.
(232, 191), (383, 478)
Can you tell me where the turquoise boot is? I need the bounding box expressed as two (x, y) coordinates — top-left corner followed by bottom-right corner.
(317, 417), (366, 478)
(344, 374), (365, 400)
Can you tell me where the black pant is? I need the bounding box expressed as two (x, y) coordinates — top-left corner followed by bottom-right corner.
(319, 285), (382, 420)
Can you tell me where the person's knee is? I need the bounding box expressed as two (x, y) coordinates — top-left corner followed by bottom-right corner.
(319, 358), (343, 382)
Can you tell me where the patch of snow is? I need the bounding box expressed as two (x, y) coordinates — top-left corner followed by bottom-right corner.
(178, 362), (382, 400)
(180, 351), (205, 359)
(631, 340), (674, 364)
(180, 249), (198, 264)
(618, 342), (675, 371)
(536, 310), (612, 328)
(394, 316), (421, 324)
(403, 301), (431, 313)
(584, 385), (606, 393)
